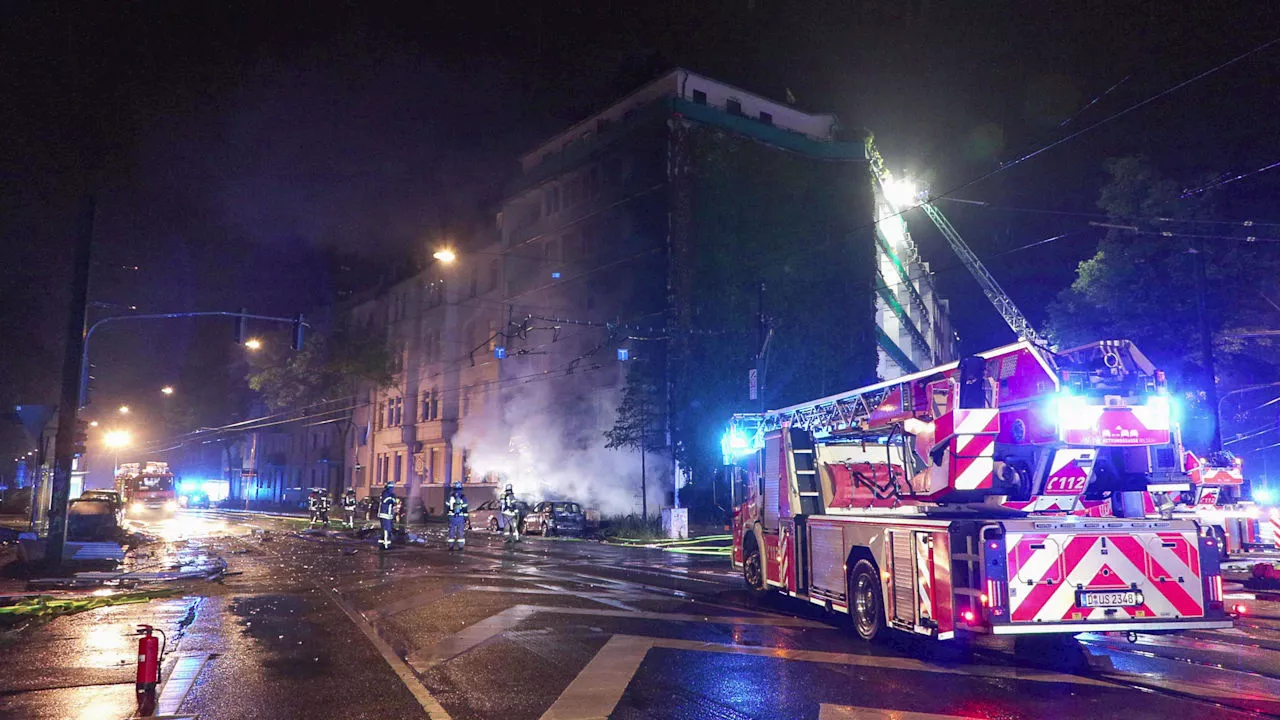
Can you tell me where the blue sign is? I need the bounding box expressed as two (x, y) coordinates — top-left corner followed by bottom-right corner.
(617, 348), (629, 361)
(494, 346), (507, 359)
(551, 272), (561, 279)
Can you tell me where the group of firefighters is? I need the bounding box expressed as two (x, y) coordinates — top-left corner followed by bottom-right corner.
(311, 481), (525, 552)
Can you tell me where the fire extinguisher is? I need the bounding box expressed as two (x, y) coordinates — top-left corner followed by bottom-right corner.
(136, 624), (166, 716)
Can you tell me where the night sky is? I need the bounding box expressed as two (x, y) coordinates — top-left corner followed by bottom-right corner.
(3, 1), (1278, 461)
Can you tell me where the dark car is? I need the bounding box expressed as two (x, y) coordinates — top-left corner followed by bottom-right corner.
(67, 498), (120, 542)
(469, 498), (530, 531)
(80, 490), (124, 523)
(523, 501), (586, 537)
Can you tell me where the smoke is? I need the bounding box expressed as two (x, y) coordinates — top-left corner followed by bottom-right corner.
(453, 379), (668, 516)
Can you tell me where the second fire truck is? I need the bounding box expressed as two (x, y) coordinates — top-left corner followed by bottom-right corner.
(727, 339), (1231, 641)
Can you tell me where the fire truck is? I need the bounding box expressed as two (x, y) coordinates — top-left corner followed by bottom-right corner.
(115, 461), (179, 517)
(1166, 451), (1277, 556)
(726, 340), (1232, 641)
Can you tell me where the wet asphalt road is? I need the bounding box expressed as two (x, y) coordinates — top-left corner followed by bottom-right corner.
(3, 510), (1280, 720)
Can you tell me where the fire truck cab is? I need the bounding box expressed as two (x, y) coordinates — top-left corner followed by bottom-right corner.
(1168, 451), (1276, 556)
(115, 461), (179, 517)
(728, 340), (1231, 641)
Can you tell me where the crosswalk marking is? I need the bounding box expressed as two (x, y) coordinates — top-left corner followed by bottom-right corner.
(820, 704), (976, 720)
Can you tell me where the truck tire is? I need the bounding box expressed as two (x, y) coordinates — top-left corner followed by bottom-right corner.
(743, 546), (766, 594)
(848, 560), (886, 642)
(1212, 526), (1230, 562)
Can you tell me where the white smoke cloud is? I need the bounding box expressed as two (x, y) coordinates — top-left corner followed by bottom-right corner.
(452, 379), (668, 516)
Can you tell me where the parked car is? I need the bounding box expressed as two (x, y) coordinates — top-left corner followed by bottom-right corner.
(469, 498), (531, 531)
(522, 501), (586, 537)
(80, 490), (124, 523)
(67, 498), (120, 542)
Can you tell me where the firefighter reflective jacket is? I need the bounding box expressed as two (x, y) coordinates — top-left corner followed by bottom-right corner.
(446, 495), (469, 518)
(378, 493), (397, 520)
(341, 493), (356, 510)
(500, 493), (518, 515)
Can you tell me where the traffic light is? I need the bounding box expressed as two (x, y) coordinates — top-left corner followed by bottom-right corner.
(72, 420), (88, 457)
(234, 307), (248, 345)
(292, 313), (305, 351)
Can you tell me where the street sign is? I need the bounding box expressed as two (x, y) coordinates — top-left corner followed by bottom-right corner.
(494, 346), (507, 359)
(617, 348), (629, 361)
(748, 368), (758, 400)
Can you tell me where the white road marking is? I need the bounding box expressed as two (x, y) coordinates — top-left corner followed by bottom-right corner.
(155, 653), (208, 716)
(538, 634), (1110, 720)
(323, 587), (452, 720)
(539, 635), (653, 720)
(819, 704), (976, 719)
(408, 603), (828, 670)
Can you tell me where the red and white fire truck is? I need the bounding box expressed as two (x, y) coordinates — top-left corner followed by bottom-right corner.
(727, 340), (1232, 641)
(115, 461), (179, 517)
(1167, 451), (1277, 555)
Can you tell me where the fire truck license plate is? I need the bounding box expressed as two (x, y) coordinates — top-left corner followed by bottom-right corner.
(1077, 590), (1139, 608)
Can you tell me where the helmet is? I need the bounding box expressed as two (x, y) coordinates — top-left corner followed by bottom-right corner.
(505, 484), (513, 493)
(453, 481), (463, 489)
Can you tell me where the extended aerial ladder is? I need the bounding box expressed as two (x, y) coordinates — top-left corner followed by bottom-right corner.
(865, 135), (1048, 350)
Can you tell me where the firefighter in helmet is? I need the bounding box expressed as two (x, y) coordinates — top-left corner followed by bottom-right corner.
(500, 483), (522, 543)
(446, 482), (469, 551)
(341, 488), (358, 529)
(317, 488), (332, 528)
(307, 489), (321, 527)
(377, 483), (397, 550)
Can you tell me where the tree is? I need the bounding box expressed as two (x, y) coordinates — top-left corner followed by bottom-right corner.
(1048, 157), (1280, 447)
(248, 321), (398, 411)
(604, 359), (667, 518)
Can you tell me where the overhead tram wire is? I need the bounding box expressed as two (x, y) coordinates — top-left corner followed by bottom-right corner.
(938, 196), (1280, 229)
(745, 34), (1280, 272)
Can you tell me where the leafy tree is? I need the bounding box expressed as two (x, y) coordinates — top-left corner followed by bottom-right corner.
(248, 321), (398, 411)
(1048, 157), (1280, 446)
(604, 358), (668, 518)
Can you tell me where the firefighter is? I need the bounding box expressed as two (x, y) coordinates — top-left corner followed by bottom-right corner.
(500, 483), (522, 543)
(341, 488), (358, 528)
(317, 488), (332, 527)
(446, 482), (469, 551)
(307, 489), (320, 527)
(377, 483), (396, 550)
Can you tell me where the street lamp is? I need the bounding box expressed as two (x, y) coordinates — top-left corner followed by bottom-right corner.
(118, 405), (130, 415)
(103, 429), (131, 476)
(432, 248), (457, 264)
(88, 420), (99, 427)
(160, 386), (174, 396)
(244, 338), (262, 351)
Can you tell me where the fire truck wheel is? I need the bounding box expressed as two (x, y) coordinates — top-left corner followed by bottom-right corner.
(848, 560), (885, 642)
(743, 547), (766, 593)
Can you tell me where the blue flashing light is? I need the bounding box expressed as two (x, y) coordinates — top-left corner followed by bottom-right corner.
(720, 428), (755, 461)
(551, 272), (561, 279)
(1254, 487), (1276, 506)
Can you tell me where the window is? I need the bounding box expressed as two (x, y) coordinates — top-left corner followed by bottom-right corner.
(393, 397), (403, 426)
(488, 258), (500, 292)
(461, 389), (470, 417)
(312, 433), (318, 450)
(727, 98), (743, 116)
(691, 89), (707, 105)
(393, 453), (403, 485)
(760, 111), (773, 126)
(544, 238), (561, 263)
(376, 404), (384, 431)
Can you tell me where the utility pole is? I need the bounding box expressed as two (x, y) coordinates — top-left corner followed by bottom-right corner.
(47, 198), (94, 567)
(1192, 245), (1222, 451)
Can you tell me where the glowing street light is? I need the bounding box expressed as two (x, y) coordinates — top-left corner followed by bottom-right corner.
(161, 386), (175, 396)
(244, 338), (262, 351)
(103, 430), (131, 449)
(118, 405), (130, 415)
(88, 420), (99, 427)
(103, 429), (131, 476)
(432, 248), (457, 264)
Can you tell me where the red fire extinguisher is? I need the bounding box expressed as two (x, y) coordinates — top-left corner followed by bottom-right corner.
(136, 624), (166, 716)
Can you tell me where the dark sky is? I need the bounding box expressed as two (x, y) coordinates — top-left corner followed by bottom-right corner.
(3, 1), (1278, 459)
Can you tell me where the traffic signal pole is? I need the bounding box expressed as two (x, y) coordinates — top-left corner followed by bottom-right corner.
(47, 198), (95, 567)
